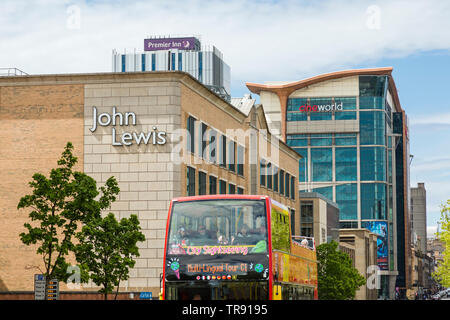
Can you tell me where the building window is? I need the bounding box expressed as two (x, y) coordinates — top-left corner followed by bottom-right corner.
(335, 133), (357, 146)
(287, 112), (307, 121)
(219, 135), (227, 168)
(198, 51), (203, 82)
(287, 134), (308, 147)
(273, 165), (279, 192)
(360, 111), (385, 145)
(335, 147), (357, 181)
(339, 221), (358, 229)
(361, 183), (387, 220)
(198, 171), (207, 195)
(237, 145), (244, 176)
(209, 129), (217, 164)
(267, 162), (273, 190)
(178, 52), (182, 71)
(336, 183), (357, 220)
(293, 148), (308, 183)
(279, 169), (285, 195)
(311, 148), (332, 182)
(285, 172), (290, 198)
(187, 166), (196, 196)
(229, 183), (236, 194)
(260, 159), (268, 187)
(171, 52), (176, 71)
(228, 140), (236, 172)
(121, 55), (126, 72)
(359, 76), (387, 101)
(151, 53), (156, 71)
(287, 98), (308, 111)
(300, 201), (313, 237)
(237, 187), (244, 194)
(219, 179), (227, 194)
(360, 147), (386, 181)
(335, 111), (357, 120)
(334, 97), (357, 109)
(310, 134), (332, 146)
(312, 186), (333, 201)
(141, 54), (146, 71)
(209, 176), (217, 195)
(199, 122), (207, 159)
(187, 116), (196, 154)
(290, 176), (296, 200)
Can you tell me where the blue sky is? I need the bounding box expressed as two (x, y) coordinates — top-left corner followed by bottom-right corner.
(1, 0), (449, 237)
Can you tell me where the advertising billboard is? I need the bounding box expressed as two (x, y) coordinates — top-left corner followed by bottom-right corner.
(144, 37), (200, 51)
(361, 221), (388, 270)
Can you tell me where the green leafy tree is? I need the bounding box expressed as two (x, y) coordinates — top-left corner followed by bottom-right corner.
(433, 199), (450, 287)
(75, 213), (145, 300)
(17, 142), (120, 284)
(316, 241), (366, 300)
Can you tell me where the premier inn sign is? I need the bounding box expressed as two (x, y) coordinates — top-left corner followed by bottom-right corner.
(89, 106), (167, 146)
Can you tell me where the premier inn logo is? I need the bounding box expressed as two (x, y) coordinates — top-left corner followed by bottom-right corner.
(299, 102), (343, 112)
(89, 106), (167, 146)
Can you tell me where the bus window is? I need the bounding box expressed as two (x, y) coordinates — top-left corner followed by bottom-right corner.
(167, 199), (268, 253)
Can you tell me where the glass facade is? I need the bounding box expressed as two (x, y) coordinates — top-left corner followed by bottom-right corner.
(360, 146), (386, 181)
(311, 148), (332, 181)
(335, 147), (357, 181)
(360, 111), (385, 145)
(361, 183), (387, 220)
(336, 183), (357, 220)
(285, 75), (396, 283)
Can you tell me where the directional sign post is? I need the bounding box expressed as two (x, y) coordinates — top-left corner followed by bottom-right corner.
(34, 274), (46, 300)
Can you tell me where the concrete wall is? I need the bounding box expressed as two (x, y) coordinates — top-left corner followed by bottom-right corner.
(83, 79), (182, 292)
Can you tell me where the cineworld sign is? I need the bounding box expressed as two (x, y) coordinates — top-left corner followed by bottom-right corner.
(299, 102), (343, 112)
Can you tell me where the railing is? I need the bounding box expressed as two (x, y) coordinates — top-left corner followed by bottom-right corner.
(292, 236), (316, 251)
(0, 68), (28, 77)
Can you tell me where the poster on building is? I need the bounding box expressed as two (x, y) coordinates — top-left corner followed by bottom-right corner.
(361, 221), (388, 270)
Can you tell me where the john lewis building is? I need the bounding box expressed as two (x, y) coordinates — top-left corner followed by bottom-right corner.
(247, 67), (411, 299)
(0, 71), (300, 297)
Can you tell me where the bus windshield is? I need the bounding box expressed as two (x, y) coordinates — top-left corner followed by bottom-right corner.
(167, 199), (267, 255)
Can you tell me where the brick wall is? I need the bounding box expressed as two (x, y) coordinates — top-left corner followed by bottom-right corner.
(0, 84), (84, 291)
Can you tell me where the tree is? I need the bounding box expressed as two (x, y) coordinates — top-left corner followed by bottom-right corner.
(433, 199), (450, 287)
(17, 142), (120, 284)
(75, 213), (145, 300)
(316, 241), (366, 300)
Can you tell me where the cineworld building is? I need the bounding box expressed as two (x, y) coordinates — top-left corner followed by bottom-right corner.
(246, 67), (411, 299)
(0, 71), (300, 298)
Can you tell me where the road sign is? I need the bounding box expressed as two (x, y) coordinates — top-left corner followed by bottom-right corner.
(139, 292), (152, 300)
(34, 274), (46, 300)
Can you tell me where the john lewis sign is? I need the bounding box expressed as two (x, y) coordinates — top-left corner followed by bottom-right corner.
(89, 106), (167, 146)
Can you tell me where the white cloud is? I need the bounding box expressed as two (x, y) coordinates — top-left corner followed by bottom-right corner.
(410, 113), (450, 126)
(2, 0), (450, 86)
(427, 226), (438, 239)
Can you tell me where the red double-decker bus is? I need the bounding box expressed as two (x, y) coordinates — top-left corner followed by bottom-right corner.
(160, 195), (318, 300)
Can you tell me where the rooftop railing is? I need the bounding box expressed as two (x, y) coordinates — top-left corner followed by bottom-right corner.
(0, 68), (28, 77)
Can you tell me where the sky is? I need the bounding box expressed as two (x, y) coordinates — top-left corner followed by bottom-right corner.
(1, 0), (449, 238)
